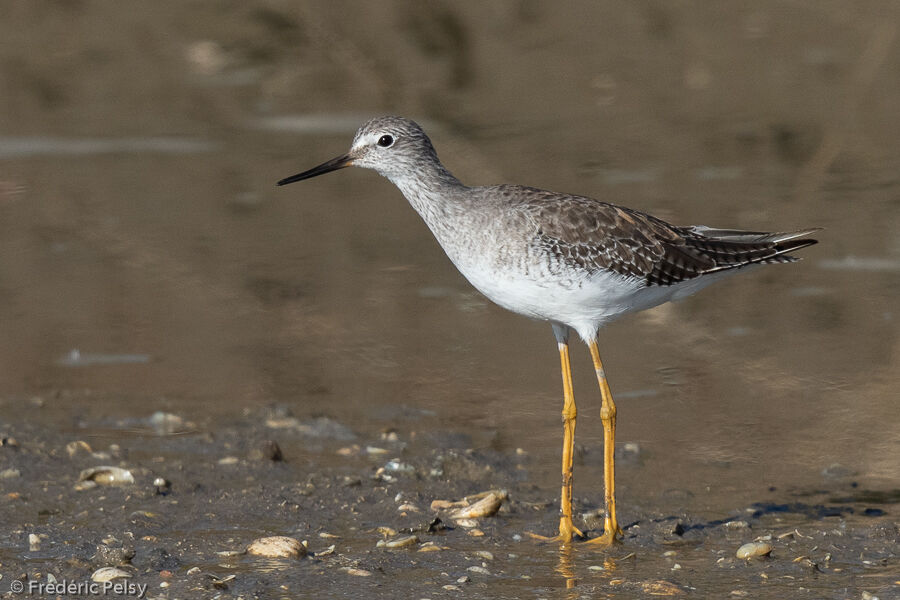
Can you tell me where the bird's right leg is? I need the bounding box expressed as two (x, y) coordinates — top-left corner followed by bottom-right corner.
(583, 337), (623, 546)
(529, 323), (583, 544)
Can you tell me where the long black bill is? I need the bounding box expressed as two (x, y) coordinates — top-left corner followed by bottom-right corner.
(277, 153), (353, 186)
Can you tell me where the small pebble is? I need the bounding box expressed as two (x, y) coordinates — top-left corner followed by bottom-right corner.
(641, 580), (684, 595)
(185, 40), (227, 76)
(456, 575), (469, 583)
(466, 528), (485, 537)
(92, 543), (135, 566)
(218, 456), (239, 465)
(247, 536), (306, 559)
(153, 477), (172, 494)
(258, 440), (284, 462)
(467, 566), (490, 575)
(0, 468), (21, 479)
(736, 541), (773, 559)
(623, 441), (640, 454)
(384, 459), (415, 474)
(148, 411), (186, 435)
(821, 462), (853, 479)
(472, 550), (494, 561)
(373, 467), (393, 481)
(342, 568), (372, 577)
(28, 533), (40, 551)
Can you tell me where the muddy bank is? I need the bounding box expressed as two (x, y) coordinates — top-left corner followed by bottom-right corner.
(2, 403), (897, 598)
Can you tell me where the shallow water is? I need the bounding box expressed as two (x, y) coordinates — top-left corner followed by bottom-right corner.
(0, 2), (898, 599)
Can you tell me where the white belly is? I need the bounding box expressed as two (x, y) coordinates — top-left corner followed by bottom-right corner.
(456, 259), (736, 342)
(461, 264), (642, 327)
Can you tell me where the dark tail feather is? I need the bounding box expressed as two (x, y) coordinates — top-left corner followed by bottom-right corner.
(682, 226), (822, 245)
(648, 227), (821, 286)
(686, 227), (821, 269)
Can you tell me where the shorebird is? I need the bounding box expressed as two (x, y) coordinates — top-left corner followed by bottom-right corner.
(277, 116), (819, 546)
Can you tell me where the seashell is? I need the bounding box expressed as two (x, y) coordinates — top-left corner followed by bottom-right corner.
(376, 535), (418, 549)
(91, 567), (132, 583)
(247, 536), (306, 558)
(736, 541), (773, 559)
(449, 491), (505, 519)
(78, 466), (134, 487)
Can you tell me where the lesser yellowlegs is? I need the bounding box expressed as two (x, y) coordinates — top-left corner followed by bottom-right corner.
(278, 116), (819, 546)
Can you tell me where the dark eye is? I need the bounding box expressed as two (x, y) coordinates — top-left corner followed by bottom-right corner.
(377, 134), (394, 147)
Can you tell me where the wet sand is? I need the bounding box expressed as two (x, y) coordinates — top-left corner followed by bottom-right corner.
(1, 2), (898, 598)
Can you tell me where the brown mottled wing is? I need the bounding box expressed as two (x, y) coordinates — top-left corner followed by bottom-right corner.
(515, 187), (703, 281)
(513, 186), (820, 286)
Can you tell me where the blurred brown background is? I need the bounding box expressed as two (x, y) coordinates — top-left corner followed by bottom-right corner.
(0, 0), (897, 504)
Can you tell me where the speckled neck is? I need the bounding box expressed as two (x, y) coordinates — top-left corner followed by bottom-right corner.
(385, 162), (469, 227)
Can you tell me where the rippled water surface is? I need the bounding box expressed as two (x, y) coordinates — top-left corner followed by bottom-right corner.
(0, 2), (897, 598)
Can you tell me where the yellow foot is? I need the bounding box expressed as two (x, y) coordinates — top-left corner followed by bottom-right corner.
(581, 527), (623, 547)
(526, 524), (585, 545)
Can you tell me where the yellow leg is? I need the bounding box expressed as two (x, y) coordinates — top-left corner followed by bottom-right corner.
(585, 339), (623, 545)
(528, 340), (584, 544)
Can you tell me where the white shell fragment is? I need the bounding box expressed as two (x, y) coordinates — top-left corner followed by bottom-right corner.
(454, 518), (479, 528)
(246, 536), (307, 559)
(430, 499), (467, 510)
(376, 535), (418, 549)
(736, 541), (773, 559)
(448, 490), (507, 520)
(77, 466), (135, 489)
(91, 567), (133, 583)
(66, 440), (93, 457)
